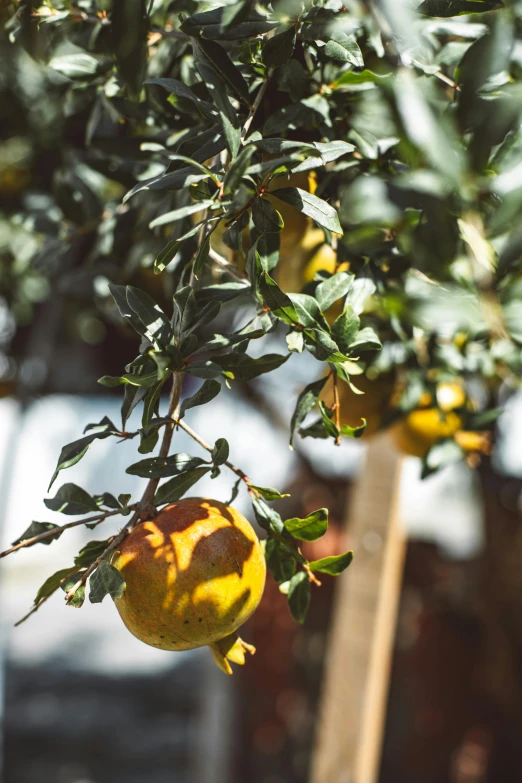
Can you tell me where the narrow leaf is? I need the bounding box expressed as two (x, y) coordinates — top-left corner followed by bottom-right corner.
(288, 571), (311, 623)
(272, 187), (343, 234)
(309, 551), (354, 575)
(284, 508), (328, 542)
(289, 377), (328, 447)
(180, 379), (222, 419)
(154, 467), (210, 505)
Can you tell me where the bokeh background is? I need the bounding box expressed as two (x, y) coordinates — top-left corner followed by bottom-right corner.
(2, 1), (522, 781)
(1, 350), (522, 783)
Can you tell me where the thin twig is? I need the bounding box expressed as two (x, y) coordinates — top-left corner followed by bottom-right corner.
(208, 247), (247, 281)
(304, 562), (322, 587)
(332, 373), (341, 446)
(0, 507), (135, 560)
(172, 416), (254, 492)
(242, 69), (274, 140)
(412, 60), (461, 92)
(15, 593), (53, 627)
(137, 373), (184, 515)
(64, 522), (135, 604)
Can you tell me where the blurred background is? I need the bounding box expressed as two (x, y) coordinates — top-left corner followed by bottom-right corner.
(2, 1), (522, 781)
(1, 348), (522, 783)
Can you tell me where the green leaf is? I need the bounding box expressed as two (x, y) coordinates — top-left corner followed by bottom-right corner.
(332, 306), (360, 354)
(191, 38), (250, 106)
(325, 32), (364, 66)
(112, 0), (148, 99)
(265, 538), (296, 584)
(98, 372), (160, 388)
(318, 401), (340, 439)
(149, 200), (214, 229)
(349, 327), (382, 353)
(271, 188), (343, 234)
(315, 272), (354, 312)
(212, 438), (230, 466)
(226, 477), (242, 505)
(288, 571), (311, 623)
(250, 485), (290, 500)
(172, 286), (198, 339)
(45, 483), (100, 516)
(262, 26), (296, 67)
(259, 272), (298, 324)
(35, 567), (76, 604)
(180, 7), (275, 40)
(309, 551), (354, 575)
(284, 508), (328, 542)
(332, 69), (389, 89)
(288, 293), (330, 330)
(417, 0), (503, 16)
(147, 77), (216, 118)
(251, 496), (284, 534)
(48, 52), (105, 79)
(214, 351), (290, 380)
(345, 278), (376, 315)
(121, 385), (148, 429)
(223, 146), (256, 194)
(127, 453), (207, 478)
(154, 467), (211, 506)
(126, 286), (172, 338)
(61, 571), (86, 608)
(193, 233), (211, 280)
(340, 420), (367, 438)
(89, 560), (126, 603)
(221, 0), (256, 30)
(74, 540), (111, 568)
(141, 380), (166, 435)
(124, 169), (212, 205)
(252, 198), (284, 234)
(12, 521), (63, 548)
(180, 379), (222, 419)
(49, 418), (118, 489)
(289, 376), (328, 447)
(192, 41), (242, 157)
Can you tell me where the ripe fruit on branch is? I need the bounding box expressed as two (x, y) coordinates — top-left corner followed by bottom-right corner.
(113, 498), (266, 674)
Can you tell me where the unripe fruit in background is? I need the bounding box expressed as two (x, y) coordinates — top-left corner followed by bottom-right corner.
(392, 382), (466, 458)
(113, 498), (266, 674)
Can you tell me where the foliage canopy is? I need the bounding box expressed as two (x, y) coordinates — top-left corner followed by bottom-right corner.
(0, 0), (521, 632)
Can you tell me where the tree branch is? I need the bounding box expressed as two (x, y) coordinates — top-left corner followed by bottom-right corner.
(64, 372), (184, 605)
(0, 506), (136, 560)
(208, 247), (247, 281)
(172, 416), (255, 494)
(242, 69), (274, 140)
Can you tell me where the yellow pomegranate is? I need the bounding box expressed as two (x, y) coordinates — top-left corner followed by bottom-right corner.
(392, 382), (466, 458)
(113, 498), (266, 674)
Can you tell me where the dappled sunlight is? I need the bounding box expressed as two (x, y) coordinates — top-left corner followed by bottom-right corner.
(112, 498), (266, 653)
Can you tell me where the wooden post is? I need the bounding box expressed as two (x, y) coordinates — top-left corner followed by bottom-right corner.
(311, 432), (406, 783)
